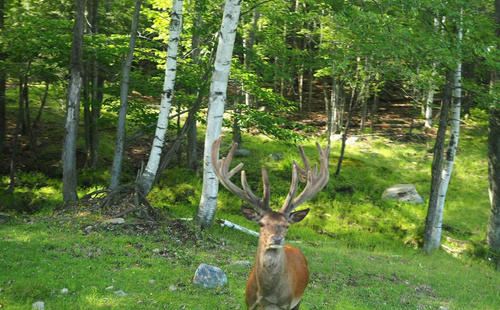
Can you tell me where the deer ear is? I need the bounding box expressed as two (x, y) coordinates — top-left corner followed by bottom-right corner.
(241, 206), (262, 222)
(288, 208), (310, 224)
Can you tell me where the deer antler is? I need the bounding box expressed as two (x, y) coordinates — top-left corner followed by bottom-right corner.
(280, 143), (330, 215)
(211, 137), (271, 213)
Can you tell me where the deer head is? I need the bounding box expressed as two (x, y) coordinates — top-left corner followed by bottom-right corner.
(211, 137), (329, 247)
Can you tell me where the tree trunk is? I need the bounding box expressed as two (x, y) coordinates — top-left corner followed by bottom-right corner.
(110, 0), (142, 190)
(0, 0), (5, 153)
(32, 82), (50, 130)
(424, 87), (435, 128)
(487, 107), (500, 267)
(197, 0), (242, 228)
(62, 0), (85, 204)
(244, 8), (259, 108)
(424, 74), (452, 253)
(486, 0), (500, 268)
(424, 23), (463, 253)
(186, 0), (205, 171)
(335, 86), (355, 177)
(137, 0), (183, 195)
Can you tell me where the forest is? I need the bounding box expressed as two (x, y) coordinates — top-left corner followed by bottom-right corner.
(0, 0), (499, 309)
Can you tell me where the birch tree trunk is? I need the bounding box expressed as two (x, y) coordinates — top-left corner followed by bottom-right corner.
(423, 74), (452, 253)
(62, 0), (85, 203)
(424, 87), (435, 128)
(137, 0), (183, 195)
(109, 0), (142, 190)
(486, 0), (500, 268)
(424, 17), (463, 252)
(196, 0), (242, 228)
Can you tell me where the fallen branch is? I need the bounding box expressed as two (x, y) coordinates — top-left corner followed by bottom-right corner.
(217, 219), (259, 237)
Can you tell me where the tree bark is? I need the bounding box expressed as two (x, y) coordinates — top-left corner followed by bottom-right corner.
(0, 0), (6, 152)
(486, 0), (500, 268)
(423, 74), (452, 253)
(426, 29), (463, 253)
(424, 87), (435, 128)
(196, 0), (242, 228)
(62, 0), (85, 204)
(110, 0), (142, 190)
(487, 107), (500, 266)
(137, 0), (183, 195)
(186, 0), (205, 171)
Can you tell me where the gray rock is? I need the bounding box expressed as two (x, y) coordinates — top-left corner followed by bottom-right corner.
(32, 301), (45, 310)
(114, 290), (127, 297)
(382, 184), (424, 204)
(192, 264), (228, 289)
(103, 218), (125, 224)
(234, 148), (251, 157)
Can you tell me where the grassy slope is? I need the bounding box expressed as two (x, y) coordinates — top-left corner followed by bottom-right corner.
(0, 89), (498, 309)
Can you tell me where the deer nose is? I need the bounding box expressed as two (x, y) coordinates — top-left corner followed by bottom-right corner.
(272, 236), (284, 245)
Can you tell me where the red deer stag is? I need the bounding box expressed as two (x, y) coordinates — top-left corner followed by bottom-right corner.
(211, 137), (329, 310)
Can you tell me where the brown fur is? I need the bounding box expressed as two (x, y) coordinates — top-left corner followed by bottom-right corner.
(244, 212), (309, 310)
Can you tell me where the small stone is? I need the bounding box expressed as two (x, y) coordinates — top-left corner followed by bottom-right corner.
(148, 279), (156, 284)
(105, 286), (114, 291)
(32, 301), (45, 310)
(60, 288), (69, 294)
(83, 226), (93, 234)
(192, 263), (228, 289)
(382, 184), (424, 204)
(152, 248), (160, 254)
(103, 218), (125, 224)
(114, 290), (127, 297)
(169, 285), (177, 291)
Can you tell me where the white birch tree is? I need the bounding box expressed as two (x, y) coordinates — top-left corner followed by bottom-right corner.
(62, 0), (85, 203)
(424, 13), (463, 252)
(196, 0), (242, 227)
(110, 0), (142, 191)
(137, 0), (183, 195)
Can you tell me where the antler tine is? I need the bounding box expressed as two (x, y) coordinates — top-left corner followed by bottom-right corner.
(281, 143), (330, 215)
(211, 137), (271, 213)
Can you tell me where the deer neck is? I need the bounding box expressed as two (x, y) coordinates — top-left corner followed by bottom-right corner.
(255, 241), (287, 291)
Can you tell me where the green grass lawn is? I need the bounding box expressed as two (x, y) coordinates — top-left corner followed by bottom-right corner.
(0, 96), (498, 309)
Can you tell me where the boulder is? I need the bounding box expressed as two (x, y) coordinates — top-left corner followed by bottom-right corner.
(192, 264), (227, 289)
(382, 184), (424, 204)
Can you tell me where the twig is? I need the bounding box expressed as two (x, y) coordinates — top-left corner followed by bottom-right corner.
(217, 219), (259, 237)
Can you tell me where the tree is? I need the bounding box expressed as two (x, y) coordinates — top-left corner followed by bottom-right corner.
(110, 0), (143, 191)
(196, 0), (243, 228)
(62, 0), (85, 204)
(0, 0), (5, 152)
(137, 0), (184, 195)
(424, 11), (463, 253)
(486, 0), (500, 268)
